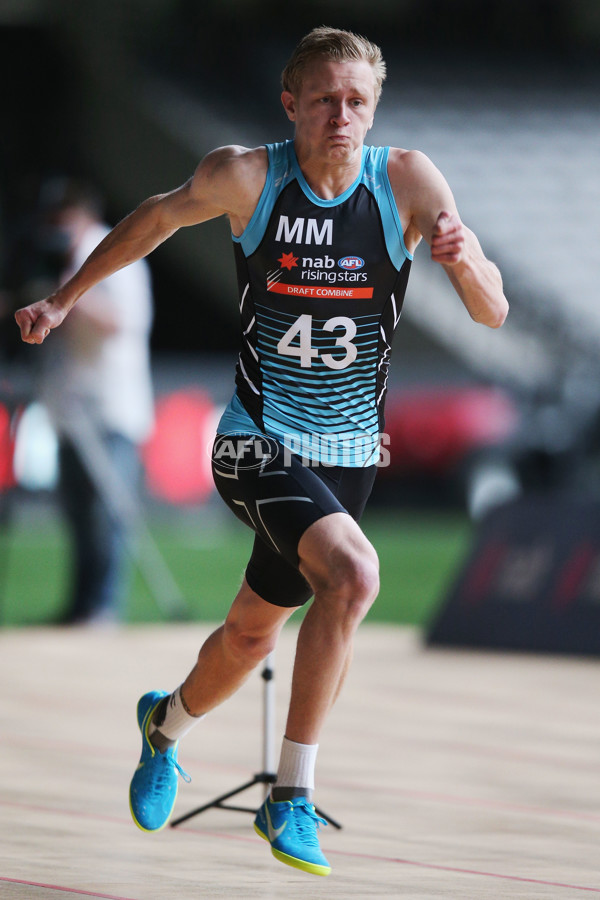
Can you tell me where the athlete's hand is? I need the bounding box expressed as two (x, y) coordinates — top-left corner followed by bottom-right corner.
(14, 296), (68, 345)
(430, 211), (465, 266)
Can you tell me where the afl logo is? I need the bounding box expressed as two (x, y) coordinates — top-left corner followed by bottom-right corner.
(338, 255), (365, 270)
(212, 433), (280, 470)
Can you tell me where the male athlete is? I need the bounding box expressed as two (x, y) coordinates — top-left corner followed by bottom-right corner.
(15, 27), (508, 877)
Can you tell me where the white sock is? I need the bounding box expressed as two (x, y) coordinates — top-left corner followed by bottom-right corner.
(149, 686), (204, 743)
(272, 736), (319, 800)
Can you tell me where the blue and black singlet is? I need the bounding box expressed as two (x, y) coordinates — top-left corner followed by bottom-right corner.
(218, 139), (413, 467)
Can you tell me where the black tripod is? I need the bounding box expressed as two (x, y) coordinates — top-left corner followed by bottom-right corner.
(171, 652), (341, 829)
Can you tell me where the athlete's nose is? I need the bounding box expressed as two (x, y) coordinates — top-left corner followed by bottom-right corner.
(330, 101), (351, 126)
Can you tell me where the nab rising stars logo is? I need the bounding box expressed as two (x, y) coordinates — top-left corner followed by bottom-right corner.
(338, 255), (365, 270)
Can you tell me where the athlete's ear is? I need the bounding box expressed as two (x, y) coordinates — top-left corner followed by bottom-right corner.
(281, 91), (297, 122)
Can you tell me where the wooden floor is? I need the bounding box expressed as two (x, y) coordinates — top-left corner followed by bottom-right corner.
(1, 621), (600, 899)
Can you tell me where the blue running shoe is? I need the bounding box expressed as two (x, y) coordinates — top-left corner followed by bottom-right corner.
(254, 796), (331, 876)
(129, 690), (190, 832)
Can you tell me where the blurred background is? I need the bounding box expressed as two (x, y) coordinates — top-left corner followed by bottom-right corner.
(0, 0), (599, 634)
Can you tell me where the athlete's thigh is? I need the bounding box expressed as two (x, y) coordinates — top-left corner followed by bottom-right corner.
(211, 434), (345, 566)
(246, 533), (313, 608)
(314, 461), (377, 522)
(212, 434), (379, 606)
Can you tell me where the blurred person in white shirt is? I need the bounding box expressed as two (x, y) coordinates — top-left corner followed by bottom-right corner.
(37, 178), (154, 624)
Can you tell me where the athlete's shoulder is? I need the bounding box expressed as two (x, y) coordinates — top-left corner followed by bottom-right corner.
(387, 148), (447, 191)
(190, 145), (268, 221)
(195, 144), (268, 187)
(362, 145), (433, 182)
(388, 147), (431, 174)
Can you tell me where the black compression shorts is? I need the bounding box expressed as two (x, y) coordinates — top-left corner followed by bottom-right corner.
(211, 434), (377, 608)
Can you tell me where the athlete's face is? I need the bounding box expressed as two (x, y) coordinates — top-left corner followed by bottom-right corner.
(282, 58), (377, 162)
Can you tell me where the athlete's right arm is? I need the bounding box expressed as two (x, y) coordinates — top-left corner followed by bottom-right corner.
(15, 145), (268, 344)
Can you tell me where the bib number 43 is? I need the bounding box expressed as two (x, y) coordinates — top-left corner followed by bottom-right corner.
(276, 314), (357, 370)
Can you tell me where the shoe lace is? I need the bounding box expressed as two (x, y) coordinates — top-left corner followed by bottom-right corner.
(148, 750), (191, 797)
(171, 756), (192, 784)
(291, 799), (328, 846)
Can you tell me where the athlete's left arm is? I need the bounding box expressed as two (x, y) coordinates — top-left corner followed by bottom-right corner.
(389, 149), (509, 329)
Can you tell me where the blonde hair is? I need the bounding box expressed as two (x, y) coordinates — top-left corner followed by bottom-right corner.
(282, 26), (386, 104)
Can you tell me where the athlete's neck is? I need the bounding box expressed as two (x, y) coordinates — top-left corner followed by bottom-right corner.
(294, 141), (363, 200)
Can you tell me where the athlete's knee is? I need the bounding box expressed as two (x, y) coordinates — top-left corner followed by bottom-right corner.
(341, 550), (380, 615)
(312, 546), (380, 622)
(222, 614), (279, 666)
(299, 514), (379, 620)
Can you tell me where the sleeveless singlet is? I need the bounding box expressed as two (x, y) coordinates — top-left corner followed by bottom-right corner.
(218, 139), (413, 466)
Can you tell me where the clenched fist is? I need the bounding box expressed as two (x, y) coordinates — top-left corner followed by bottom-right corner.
(430, 211), (466, 266)
(14, 297), (68, 345)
